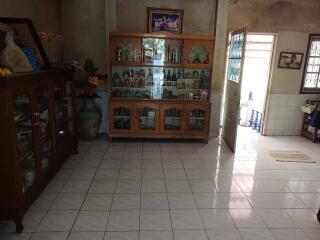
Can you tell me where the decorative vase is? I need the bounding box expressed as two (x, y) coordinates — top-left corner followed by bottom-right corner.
(78, 98), (101, 140)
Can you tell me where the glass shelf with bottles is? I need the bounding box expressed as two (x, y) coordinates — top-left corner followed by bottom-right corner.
(111, 66), (210, 101)
(143, 38), (183, 66)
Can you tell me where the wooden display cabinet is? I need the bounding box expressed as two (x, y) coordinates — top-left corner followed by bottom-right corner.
(0, 69), (78, 232)
(109, 32), (214, 140)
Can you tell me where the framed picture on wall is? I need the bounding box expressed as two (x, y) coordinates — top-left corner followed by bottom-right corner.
(278, 51), (304, 69)
(147, 7), (184, 34)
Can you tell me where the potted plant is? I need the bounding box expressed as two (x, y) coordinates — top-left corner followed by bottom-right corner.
(77, 59), (104, 140)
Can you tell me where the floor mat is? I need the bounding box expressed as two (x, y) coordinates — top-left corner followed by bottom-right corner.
(268, 150), (316, 163)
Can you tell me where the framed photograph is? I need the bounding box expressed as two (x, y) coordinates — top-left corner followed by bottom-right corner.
(278, 52), (304, 69)
(147, 7), (184, 34)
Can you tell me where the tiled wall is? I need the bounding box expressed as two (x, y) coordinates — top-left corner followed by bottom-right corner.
(264, 93), (320, 136)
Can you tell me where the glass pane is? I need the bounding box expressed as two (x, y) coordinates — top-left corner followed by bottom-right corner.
(304, 73), (317, 88)
(54, 84), (65, 153)
(36, 87), (53, 170)
(164, 108), (181, 130)
(187, 43), (209, 64)
(189, 109), (206, 130)
(14, 94), (37, 192)
(310, 39), (320, 57)
(111, 66), (210, 101)
(142, 38), (182, 65)
(227, 31), (245, 83)
(138, 107), (156, 130)
(114, 107), (131, 129)
(114, 40), (137, 62)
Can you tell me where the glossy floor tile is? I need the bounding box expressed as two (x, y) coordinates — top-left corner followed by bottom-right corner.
(1, 131), (320, 239)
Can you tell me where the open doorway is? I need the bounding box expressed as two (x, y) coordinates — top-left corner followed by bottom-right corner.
(221, 31), (275, 152)
(237, 33), (275, 143)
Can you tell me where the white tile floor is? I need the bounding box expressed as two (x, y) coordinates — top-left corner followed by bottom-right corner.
(1, 130), (320, 240)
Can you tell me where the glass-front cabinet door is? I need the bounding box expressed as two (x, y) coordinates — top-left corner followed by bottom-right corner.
(53, 82), (66, 156)
(183, 40), (213, 68)
(110, 37), (142, 64)
(13, 93), (38, 193)
(64, 79), (75, 138)
(160, 104), (184, 133)
(110, 103), (133, 132)
(36, 87), (53, 171)
(142, 37), (183, 65)
(135, 103), (158, 131)
(186, 104), (210, 133)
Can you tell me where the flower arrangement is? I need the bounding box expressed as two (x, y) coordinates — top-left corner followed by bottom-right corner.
(77, 59), (104, 99)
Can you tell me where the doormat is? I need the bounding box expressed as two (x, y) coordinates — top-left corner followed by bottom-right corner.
(268, 150), (316, 163)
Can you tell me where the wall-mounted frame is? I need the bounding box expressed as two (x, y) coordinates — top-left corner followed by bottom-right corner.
(278, 51), (303, 70)
(0, 17), (50, 69)
(147, 7), (184, 34)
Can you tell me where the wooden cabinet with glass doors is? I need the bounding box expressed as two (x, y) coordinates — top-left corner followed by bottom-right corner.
(109, 32), (214, 140)
(0, 69), (78, 233)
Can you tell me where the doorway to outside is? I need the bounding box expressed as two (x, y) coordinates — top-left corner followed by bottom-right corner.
(237, 33), (274, 146)
(221, 32), (275, 151)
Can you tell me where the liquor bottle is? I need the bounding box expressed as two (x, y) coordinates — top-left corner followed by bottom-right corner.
(147, 68), (153, 81)
(172, 69), (177, 82)
(163, 69), (167, 81)
(167, 70), (172, 81)
(177, 69), (181, 79)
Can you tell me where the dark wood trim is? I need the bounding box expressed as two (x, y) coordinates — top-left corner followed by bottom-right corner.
(300, 34), (320, 94)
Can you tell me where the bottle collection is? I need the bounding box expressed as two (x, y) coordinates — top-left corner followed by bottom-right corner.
(111, 66), (210, 101)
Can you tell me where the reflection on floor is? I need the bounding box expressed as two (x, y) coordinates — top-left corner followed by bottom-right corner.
(1, 133), (320, 240)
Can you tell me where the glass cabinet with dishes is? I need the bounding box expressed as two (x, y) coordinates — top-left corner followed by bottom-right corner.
(0, 69), (78, 233)
(13, 93), (38, 193)
(109, 32), (214, 140)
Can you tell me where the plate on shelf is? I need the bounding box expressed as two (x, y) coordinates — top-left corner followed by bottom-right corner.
(187, 44), (209, 64)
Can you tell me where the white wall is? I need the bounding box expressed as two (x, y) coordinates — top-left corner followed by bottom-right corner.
(263, 31), (320, 136)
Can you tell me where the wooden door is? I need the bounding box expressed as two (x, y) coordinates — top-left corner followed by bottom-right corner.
(110, 37), (142, 65)
(134, 103), (159, 133)
(183, 40), (214, 68)
(222, 28), (247, 152)
(185, 103), (211, 135)
(160, 103), (185, 135)
(109, 101), (134, 133)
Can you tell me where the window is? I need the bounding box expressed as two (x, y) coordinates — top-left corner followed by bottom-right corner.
(301, 34), (320, 93)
